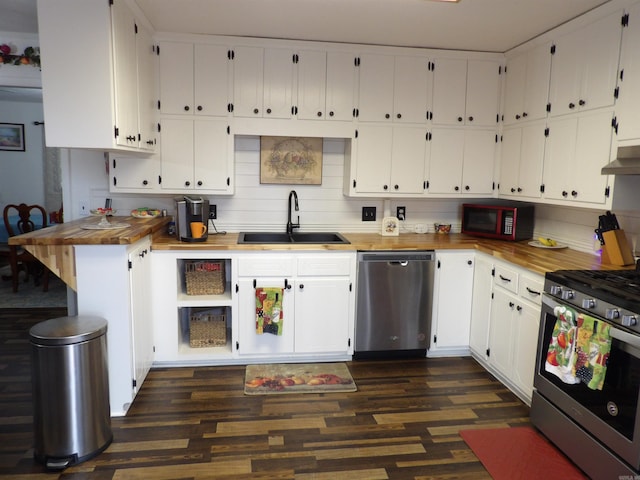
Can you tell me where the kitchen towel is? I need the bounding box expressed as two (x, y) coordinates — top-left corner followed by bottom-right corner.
(545, 305), (580, 385)
(573, 312), (611, 390)
(255, 287), (284, 336)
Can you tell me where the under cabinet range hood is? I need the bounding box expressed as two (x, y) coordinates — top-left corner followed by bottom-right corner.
(602, 145), (640, 175)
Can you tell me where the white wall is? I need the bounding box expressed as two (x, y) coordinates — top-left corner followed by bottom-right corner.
(0, 99), (45, 212)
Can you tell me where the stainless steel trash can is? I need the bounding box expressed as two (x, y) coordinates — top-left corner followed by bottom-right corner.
(30, 316), (112, 470)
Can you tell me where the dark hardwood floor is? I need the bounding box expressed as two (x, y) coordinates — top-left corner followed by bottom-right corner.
(0, 307), (533, 479)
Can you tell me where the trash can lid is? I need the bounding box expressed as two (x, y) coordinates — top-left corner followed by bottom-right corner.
(29, 316), (108, 346)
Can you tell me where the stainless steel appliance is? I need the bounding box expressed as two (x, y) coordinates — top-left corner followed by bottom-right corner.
(462, 202), (534, 241)
(531, 267), (640, 478)
(175, 195), (209, 242)
(355, 251), (435, 358)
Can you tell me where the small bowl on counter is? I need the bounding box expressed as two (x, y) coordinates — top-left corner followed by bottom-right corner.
(434, 223), (452, 234)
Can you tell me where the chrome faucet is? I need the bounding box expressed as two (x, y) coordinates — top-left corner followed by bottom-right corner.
(286, 190), (300, 235)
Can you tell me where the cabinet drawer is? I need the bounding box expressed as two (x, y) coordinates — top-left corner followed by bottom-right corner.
(297, 255), (352, 276)
(518, 274), (544, 305)
(494, 264), (519, 293)
(238, 256), (295, 276)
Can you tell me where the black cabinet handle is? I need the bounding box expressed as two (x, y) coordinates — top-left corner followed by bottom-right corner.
(317, 111), (322, 117)
(253, 108), (259, 114)
(571, 190), (578, 197)
(457, 116), (463, 122)
(197, 105), (203, 111)
(185, 181), (191, 187)
(526, 287), (541, 296)
(266, 108), (272, 114)
(579, 99), (586, 106)
(385, 113), (390, 119)
(569, 102), (575, 109)
(142, 180), (148, 186)
(509, 301), (515, 308)
(511, 187), (516, 193)
(454, 186), (460, 191)
(394, 184), (399, 190)
(329, 111), (334, 117)
(562, 190), (568, 197)
(468, 116), (474, 122)
(299, 284), (304, 290)
(516, 305), (522, 312)
(523, 112), (528, 117)
(197, 181), (203, 187)
(465, 185), (470, 191)
(517, 187), (522, 192)
(383, 185), (388, 190)
(397, 113), (401, 119)
(184, 105), (190, 111)
(515, 114), (521, 120)
(499, 274), (511, 282)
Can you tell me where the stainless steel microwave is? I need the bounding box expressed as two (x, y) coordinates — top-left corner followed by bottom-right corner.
(462, 203), (534, 241)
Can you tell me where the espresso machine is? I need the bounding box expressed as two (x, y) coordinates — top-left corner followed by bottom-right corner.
(174, 195), (209, 242)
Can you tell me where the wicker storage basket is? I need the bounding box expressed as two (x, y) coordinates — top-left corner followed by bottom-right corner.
(185, 260), (225, 295)
(189, 312), (227, 347)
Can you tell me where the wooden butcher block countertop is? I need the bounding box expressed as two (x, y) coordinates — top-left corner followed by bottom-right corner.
(152, 231), (629, 275)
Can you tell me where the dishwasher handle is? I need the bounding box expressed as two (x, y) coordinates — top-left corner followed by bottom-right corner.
(358, 251), (435, 262)
(389, 260), (409, 266)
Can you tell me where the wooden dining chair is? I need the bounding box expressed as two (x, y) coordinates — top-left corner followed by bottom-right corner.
(3, 203), (49, 293)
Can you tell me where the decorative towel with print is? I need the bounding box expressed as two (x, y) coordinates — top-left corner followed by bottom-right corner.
(255, 287), (284, 336)
(545, 305), (579, 385)
(572, 312), (611, 390)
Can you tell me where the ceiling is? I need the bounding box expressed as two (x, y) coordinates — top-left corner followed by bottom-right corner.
(0, 0), (614, 102)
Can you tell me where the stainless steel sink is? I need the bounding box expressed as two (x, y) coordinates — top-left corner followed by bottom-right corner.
(238, 232), (350, 244)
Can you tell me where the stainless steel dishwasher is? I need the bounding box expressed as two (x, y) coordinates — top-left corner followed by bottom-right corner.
(354, 251), (435, 359)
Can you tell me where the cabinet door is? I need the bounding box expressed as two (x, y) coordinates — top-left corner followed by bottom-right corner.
(111, 0), (138, 148)
(511, 301), (540, 399)
(194, 119), (232, 192)
(461, 129), (496, 195)
(542, 115), (576, 201)
(431, 252), (473, 350)
(488, 287), (515, 375)
(159, 41), (195, 114)
(428, 128), (464, 194)
(194, 44), (230, 116)
(160, 118), (194, 190)
(326, 51), (356, 121)
(232, 46), (264, 117)
(129, 241), (153, 394)
(432, 58), (467, 125)
(393, 55), (430, 124)
(136, 23), (157, 151)
(358, 53), (395, 122)
(469, 253), (493, 359)
(294, 278), (351, 353)
(517, 121), (546, 199)
(109, 155), (159, 191)
(503, 52), (528, 125)
(523, 42), (553, 122)
(499, 126), (522, 195)
(390, 127), (427, 194)
(354, 125), (393, 194)
(466, 60), (501, 127)
(263, 47), (295, 118)
(617, 2), (640, 141)
(296, 50), (327, 120)
(237, 278), (294, 355)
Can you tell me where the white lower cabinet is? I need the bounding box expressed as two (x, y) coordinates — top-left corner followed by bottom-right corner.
(429, 251), (474, 356)
(236, 252), (356, 359)
(75, 236), (153, 416)
(483, 261), (543, 404)
(469, 252), (493, 360)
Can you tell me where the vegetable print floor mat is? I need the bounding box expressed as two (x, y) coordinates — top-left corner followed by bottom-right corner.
(244, 362), (357, 395)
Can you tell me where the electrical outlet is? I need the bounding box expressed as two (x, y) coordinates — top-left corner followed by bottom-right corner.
(397, 206), (406, 221)
(209, 204), (217, 220)
(79, 200), (89, 216)
(362, 206), (376, 221)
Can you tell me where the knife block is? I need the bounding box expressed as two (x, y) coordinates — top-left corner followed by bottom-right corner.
(602, 229), (635, 266)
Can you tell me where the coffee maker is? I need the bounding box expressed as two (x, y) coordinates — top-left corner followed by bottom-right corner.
(175, 195), (209, 242)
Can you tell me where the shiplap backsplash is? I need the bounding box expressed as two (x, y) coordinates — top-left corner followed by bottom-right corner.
(66, 137), (640, 257)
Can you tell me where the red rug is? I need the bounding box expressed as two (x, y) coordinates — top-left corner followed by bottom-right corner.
(460, 426), (587, 479)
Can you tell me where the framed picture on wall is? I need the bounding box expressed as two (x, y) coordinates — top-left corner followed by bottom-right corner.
(260, 136), (323, 185)
(0, 123), (25, 151)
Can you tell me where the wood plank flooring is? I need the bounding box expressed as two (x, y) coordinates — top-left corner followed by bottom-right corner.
(0, 307), (533, 479)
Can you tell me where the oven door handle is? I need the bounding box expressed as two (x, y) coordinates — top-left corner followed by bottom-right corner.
(542, 294), (640, 351)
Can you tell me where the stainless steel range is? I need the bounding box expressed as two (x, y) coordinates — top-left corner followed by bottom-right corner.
(531, 266), (640, 478)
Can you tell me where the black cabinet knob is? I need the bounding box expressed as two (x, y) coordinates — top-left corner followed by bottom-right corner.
(511, 187), (516, 193)
(184, 105), (190, 111)
(579, 99), (586, 106)
(197, 105), (203, 111)
(299, 284), (304, 290)
(385, 113), (390, 119)
(468, 116), (474, 122)
(185, 181), (191, 187)
(454, 186), (460, 191)
(509, 301), (515, 308)
(571, 190), (578, 197)
(142, 180), (148, 186)
(465, 185), (470, 191)
(457, 116), (463, 122)
(197, 181), (203, 187)
(522, 112), (528, 117)
(383, 185), (388, 190)
(467, 260), (472, 265)
(515, 114), (521, 120)
(394, 184), (399, 190)
(397, 113), (401, 119)
(253, 108), (259, 114)
(317, 111), (322, 117)
(562, 190), (568, 197)
(517, 187), (522, 192)
(266, 108), (272, 114)
(329, 111), (334, 117)
(569, 102), (575, 109)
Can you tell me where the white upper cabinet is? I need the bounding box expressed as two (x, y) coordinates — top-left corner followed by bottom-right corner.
(503, 42), (552, 125)
(349, 125), (428, 195)
(357, 53), (431, 123)
(159, 42), (230, 116)
(543, 108), (614, 205)
(232, 46), (295, 118)
(326, 52), (357, 122)
(499, 121), (546, 199)
(296, 50), (327, 120)
(615, 4), (640, 142)
(432, 58), (501, 127)
(548, 11), (623, 117)
(136, 23), (159, 151)
(38, 0), (158, 152)
(427, 128), (496, 196)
